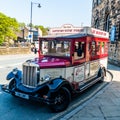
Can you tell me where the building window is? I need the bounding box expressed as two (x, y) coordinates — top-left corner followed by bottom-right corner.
(96, 0), (101, 5)
(104, 14), (110, 32)
(92, 0), (96, 8)
(95, 19), (99, 28)
(93, 0), (101, 7)
(118, 21), (120, 40)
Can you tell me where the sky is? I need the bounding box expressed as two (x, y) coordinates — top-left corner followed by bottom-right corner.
(0, 0), (92, 28)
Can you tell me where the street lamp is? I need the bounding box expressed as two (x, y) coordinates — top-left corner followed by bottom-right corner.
(30, 1), (41, 43)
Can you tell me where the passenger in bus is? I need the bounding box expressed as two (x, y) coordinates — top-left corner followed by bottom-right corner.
(77, 47), (82, 57)
(74, 43), (83, 59)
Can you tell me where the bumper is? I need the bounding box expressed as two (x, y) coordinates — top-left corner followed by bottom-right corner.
(1, 85), (54, 105)
(1, 84), (11, 93)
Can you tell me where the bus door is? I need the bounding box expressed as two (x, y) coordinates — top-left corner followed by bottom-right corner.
(73, 40), (86, 86)
(83, 40), (99, 82)
(87, 40), (100, 80)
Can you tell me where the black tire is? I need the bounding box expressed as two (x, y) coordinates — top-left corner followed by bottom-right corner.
(9, 79), (16, 96)
(50, 87), (71, 112)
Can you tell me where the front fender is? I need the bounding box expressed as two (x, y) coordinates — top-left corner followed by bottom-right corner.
(47, 78), (72, 93)
(6, 69), (22, 81)
(98, 67), (106, 77)
(6, 71), (15, 80)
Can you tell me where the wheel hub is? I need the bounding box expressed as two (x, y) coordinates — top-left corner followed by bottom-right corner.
(55, 95), (63, 104)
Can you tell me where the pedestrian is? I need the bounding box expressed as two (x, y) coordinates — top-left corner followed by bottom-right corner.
(34, 47), (37, 54)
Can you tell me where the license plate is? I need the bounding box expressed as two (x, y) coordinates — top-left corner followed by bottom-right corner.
(15, 92), (29, 99)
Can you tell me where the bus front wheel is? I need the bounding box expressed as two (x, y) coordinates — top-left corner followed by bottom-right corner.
(50, 87), (71, 112)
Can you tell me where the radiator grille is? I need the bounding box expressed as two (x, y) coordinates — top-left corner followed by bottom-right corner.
(22, 64), (38, 87)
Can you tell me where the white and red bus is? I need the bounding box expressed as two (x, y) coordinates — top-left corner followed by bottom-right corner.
(2, 27), (109, 112)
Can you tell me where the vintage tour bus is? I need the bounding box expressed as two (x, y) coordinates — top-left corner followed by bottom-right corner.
(2, 27), (109, 112)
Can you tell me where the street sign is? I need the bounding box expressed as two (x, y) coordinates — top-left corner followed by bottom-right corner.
(29, 34), (32, 38)
(110, 26), (116, 42)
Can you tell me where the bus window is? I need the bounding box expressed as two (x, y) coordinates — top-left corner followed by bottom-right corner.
(91, 41), (96, 56)
(104, 42), (108, 54)
(96, 42), (100, 55)
(40, 40), (71, 57)
(101, 42), (105, 54)
(74, 41), (85, 60)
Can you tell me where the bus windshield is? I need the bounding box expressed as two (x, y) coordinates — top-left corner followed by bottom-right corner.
(40, 39), (71, 57)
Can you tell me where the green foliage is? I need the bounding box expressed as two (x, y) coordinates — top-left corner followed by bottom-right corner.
(0, 12), (19, 44)
(0, 12), (49, 45)
(28, 23), (34, 28)
(35, 25), (49, 36)
(19, 22), (26, 28)
(0, 36), (4, 45)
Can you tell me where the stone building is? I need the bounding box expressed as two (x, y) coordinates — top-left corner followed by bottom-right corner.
(91, 0), (120, 65)
(16, 26), (29, 42)
(16, 27), (42, 43)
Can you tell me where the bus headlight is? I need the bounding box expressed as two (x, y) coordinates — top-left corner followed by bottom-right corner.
(12, 68), (18, 75)
(44, 75), (51, 81)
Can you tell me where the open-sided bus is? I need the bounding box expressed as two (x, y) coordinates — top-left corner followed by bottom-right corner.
(2, 27), (109, 112)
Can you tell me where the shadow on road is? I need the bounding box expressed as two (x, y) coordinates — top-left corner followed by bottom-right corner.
(108, 63), (120, 71)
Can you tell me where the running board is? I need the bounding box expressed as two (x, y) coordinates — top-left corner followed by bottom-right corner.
(80, 77), (101, 92)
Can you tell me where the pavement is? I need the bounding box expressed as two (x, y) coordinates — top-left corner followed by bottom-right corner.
(0, 52), (37, 60)
(61, 64), (120, 120)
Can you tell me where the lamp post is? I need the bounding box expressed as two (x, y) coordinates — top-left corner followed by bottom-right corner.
(30, 1), (41, 43)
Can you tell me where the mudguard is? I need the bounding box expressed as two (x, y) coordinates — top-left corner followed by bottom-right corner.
(98, 67), (106, 77)
(6, 72), (15, 80)
(6, 69), (22, 81)
(47, 78), (73, 93)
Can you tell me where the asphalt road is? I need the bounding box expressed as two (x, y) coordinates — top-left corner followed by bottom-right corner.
(0, 54), (112, 120)
(0, 54), (37, 84)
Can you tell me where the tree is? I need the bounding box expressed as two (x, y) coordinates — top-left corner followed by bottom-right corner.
(34, 25), (49, 36)
(19, 22), (26, 28)
(0, 12), (19, 45)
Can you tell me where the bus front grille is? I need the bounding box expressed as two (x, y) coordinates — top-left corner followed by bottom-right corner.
(22, 65), (38, 88)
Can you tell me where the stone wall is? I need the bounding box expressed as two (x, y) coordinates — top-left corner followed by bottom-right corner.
(92, 0), (120, 66)
(0, 46), (31, 55)
(92, 0), (120, 39)
(108, 42), (120, 66)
